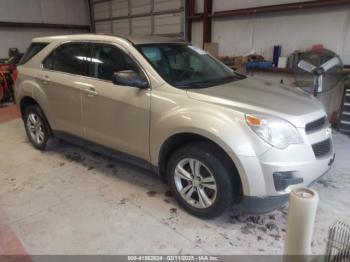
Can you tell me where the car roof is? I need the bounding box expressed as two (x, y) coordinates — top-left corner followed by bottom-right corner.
(32, 34), (187, 45)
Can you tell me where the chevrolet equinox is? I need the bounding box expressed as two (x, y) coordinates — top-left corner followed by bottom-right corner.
(15, 34), (335, 218)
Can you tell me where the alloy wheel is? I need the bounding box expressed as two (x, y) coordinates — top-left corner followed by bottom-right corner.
(174, 158), (217, 209)
(27, 113), (45, 144)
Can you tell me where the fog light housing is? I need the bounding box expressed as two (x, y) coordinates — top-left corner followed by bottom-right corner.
(273, 172), (304, 191)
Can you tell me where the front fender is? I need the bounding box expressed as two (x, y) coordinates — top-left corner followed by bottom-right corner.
(150, 96), (271, 196)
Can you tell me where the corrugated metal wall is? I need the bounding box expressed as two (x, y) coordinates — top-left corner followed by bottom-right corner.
(0, 0), (90, 58)
(192, 0), (350, 65)
(92, 0), (185, 38)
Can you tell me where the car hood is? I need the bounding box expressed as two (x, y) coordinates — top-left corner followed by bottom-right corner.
(186, 77), (326, 127)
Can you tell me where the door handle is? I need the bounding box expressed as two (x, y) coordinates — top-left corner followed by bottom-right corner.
(41, 75), (50, 85)
(84, 88), (98, 97)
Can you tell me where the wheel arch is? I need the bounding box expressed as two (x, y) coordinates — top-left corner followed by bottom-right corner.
(19, 96), (53, 135)
(157, 132), (244, 195)
(20, 96), (40, 119)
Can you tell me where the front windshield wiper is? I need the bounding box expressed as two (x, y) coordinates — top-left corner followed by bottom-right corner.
(175, 82), (206, 89)
(205, 75), (238, 85)
(175, 75), (239, 89)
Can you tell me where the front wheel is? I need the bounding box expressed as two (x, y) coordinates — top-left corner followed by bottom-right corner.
(167, 143), (234, 219)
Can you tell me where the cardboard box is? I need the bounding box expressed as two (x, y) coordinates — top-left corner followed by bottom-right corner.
(232, 56), (248, 72)
(204, 42), (219, 58)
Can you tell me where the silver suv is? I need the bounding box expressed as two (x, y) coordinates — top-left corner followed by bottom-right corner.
(15, 34), (335, 218)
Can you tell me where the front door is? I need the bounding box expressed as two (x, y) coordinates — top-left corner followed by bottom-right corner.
(81, 43), (151, 161)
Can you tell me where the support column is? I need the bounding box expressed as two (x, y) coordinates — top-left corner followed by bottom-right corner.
(203, 0), (212, 45)
(185, 0), (195, 42)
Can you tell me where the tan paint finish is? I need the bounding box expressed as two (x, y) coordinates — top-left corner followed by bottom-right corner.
(81, 78), (151, 160)
(40, 71), (84, 137)
(15, 34), (334, 197)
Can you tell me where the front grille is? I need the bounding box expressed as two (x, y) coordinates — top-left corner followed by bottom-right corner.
(312, 139), (332, 158)
(305, 116), (327, 133)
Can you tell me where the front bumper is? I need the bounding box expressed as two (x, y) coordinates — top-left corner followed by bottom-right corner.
(238, 146), (334, 194)
(240, 153), (335, 214)
(241, 194), (289, 214)
(235, 125), (335, 213)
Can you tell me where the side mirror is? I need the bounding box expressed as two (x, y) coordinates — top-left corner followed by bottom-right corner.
(112, 70), (148, 89)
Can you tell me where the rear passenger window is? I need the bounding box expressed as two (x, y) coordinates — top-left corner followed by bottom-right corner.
(43, 42), (89, 76)
(19, 42), (49, 65)
(89, 44), (141, 81)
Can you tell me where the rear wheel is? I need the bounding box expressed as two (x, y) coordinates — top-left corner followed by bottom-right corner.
(167, 143), (234, 219)
(24, 105), (51, 150)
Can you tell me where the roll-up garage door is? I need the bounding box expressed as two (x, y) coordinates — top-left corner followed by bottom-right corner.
(92, 0), (185, 38)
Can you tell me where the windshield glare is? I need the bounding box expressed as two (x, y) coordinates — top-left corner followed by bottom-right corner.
(136, 44), (243, 88)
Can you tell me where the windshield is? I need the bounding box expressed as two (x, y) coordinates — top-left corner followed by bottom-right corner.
(136, 44), (245, 88)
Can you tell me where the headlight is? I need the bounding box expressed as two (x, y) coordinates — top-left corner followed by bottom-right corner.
(245, 114), (303, 149)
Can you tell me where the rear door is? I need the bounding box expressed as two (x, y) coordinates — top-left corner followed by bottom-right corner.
(42, 42), (90, 137)
(81, 43), (151, 161)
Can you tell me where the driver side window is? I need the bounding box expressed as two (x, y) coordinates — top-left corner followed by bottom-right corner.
(89, 44), (141, 82)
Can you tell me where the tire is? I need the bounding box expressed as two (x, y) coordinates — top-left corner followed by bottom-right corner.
(23, 105), (52, 150)
(166, 142), (234, 219)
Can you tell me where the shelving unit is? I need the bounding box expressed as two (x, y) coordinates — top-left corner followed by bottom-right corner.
(338, 85), (350, 134)
(228, 66), (350, 75)
(247, 68), (294, 74)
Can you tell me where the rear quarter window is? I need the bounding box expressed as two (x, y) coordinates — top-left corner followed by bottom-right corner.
(19, 42), (49, 65)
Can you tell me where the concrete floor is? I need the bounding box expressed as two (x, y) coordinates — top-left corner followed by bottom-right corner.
(0, 117), (349, 255)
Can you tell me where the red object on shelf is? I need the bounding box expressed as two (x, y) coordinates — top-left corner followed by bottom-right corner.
(330, 111), (338, 128)
(312, 44), (324, 51)
(12, 68), (18, 84)
(0, 63), (16, 103)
